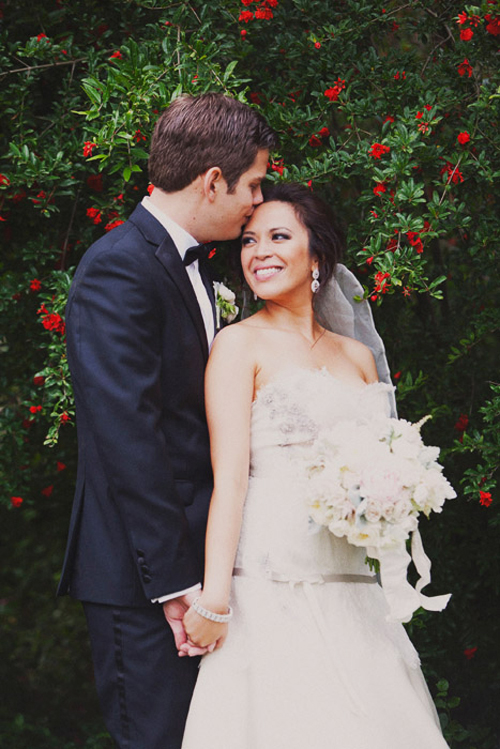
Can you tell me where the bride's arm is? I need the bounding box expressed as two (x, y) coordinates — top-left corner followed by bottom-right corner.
(182, 325), (255, 651)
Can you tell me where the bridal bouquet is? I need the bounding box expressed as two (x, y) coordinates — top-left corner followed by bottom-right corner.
(302, 414), (456, 622)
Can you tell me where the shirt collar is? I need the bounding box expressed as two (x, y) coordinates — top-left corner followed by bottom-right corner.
(141, 196), (197, 261)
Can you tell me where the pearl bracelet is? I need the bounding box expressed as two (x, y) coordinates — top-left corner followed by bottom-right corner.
(192, 597), (233, 623)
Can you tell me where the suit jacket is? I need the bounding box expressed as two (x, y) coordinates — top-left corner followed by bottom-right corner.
(58, 204), (214, 606)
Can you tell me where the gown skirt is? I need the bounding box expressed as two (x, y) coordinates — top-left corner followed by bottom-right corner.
(182, 369), (450, 749)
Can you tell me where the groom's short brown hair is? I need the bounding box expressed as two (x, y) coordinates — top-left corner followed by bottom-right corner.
(148, 93), (278, 194)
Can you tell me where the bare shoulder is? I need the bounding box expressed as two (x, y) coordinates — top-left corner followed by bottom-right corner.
(208, 319), (260, 368)
(329, 332), (378, 383)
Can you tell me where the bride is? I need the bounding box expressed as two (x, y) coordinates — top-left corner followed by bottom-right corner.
(180, 183), (449, 748)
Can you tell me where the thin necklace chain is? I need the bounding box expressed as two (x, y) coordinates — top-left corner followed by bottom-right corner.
(310, 327), (327, 350)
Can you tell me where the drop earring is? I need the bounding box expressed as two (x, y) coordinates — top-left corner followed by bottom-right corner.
(311, 268), (320, 294)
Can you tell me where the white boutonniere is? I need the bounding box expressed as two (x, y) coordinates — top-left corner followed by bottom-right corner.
(213, 281), (239, 327)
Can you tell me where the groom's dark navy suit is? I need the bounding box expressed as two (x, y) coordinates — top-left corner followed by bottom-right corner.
(58, 203), (214, 747)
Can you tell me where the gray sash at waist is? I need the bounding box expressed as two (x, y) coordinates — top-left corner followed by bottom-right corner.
(232, 567), (377, 585)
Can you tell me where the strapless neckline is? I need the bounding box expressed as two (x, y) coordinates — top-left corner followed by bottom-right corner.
(253, 366), (394, 406)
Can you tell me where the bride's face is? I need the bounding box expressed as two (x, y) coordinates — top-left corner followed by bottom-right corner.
(241, 201), (318, 303)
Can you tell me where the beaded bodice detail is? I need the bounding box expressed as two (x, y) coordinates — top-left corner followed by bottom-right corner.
(235, 368), (394, 580)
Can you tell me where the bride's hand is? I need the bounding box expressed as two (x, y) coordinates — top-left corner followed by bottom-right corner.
(182, 601), (228, 654)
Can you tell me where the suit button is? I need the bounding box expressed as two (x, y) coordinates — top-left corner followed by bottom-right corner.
(143, 574), (152, 583)
(136, 549), (145, 557)
(137, 556), (145, 565)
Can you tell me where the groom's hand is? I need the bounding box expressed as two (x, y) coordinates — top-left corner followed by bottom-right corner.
(163, 593), (211, 656)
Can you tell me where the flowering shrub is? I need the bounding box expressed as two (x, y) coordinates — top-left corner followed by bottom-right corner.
(0, 0), (499, 744)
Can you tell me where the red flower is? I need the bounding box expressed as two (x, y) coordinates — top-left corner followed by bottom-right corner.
(240, 29), (247, 38)
(86, 174), (103, 192)
(109, 50), (123, 59)
(383, 115), (395, 124)
(86, 206), (102, 224)
(309, 127), (329, 147)
(41, 485), (54, 498)
(373, 182), (386, 196)
(37, 33), (49, 42)
(454, 413), (469, 432)
(57, 461), (67, 472)
(479, 491), (493, 507)
(485, 14), (500, 35)
(324, 79), (345, 102)
(458, 59), (473, 77)
(0, 174), (10, 186)
(393, 371), (402, 379)
(60, 411), (71, 424)
(147, 184), (154, 195)
(457, 131), (470, 145)
(29, 405), (42, 414)
(38, 303), (66, 335)
(83, 141), (97, 158)
(407, 232), (424, 254)
(33, 375), (45, 386)
(30, 278), (42, 292)
(239, 10), (254, 21)
(366, 256), (374, 265)
(374, 271), (391, 293)
(440, 161), (464, 184)
(134, 129), (146, 143)
(314, 41), (321, 49)
(387, 236), (398, 252)
(241, 0), (253, 5)
(271, 160), (284, 176)
(457, 12), (468, 25)
(369, 143), (390, 159)
(393, 71), (406, 80)
(250, 92), (262, 104)
(464, 647), (478, 660)
(11, 496), (24, 508)
(255, 7), (273, 19)
(105, 219), (125, 232)
(415, 111), (424, 120)
(460, 28), (474, 41)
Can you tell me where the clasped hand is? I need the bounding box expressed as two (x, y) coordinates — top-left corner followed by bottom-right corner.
(163, 592), (228, 658)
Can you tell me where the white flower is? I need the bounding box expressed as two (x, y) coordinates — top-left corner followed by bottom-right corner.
(301, 412), (455, 554)
(213, 281), (239, 326)
(213, 281), (236, 304)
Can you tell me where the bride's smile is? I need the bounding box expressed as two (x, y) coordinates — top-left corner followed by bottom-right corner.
(241, 201), (317, 301)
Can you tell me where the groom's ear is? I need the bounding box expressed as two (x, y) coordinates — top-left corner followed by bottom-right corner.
(202, 166), (225, 202)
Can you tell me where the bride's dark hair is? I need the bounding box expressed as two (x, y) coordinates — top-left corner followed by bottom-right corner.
(261, 182), (344, 293)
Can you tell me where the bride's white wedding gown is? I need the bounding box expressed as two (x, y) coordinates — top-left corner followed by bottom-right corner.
(182, 368), (449, 748)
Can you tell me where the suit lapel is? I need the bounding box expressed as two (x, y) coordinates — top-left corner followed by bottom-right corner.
(155, 239), (209, 361)
(129, 203), (209, 361)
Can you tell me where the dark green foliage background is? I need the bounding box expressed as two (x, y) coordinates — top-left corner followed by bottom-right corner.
(1, 0), (499, 745)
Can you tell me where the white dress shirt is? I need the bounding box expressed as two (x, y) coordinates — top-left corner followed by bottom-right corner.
(141, 196), (212, 603)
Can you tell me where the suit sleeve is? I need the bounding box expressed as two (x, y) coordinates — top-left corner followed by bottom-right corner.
(66, 239), (200, 599)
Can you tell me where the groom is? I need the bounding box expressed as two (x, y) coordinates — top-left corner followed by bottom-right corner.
(58, 93), (277, 748)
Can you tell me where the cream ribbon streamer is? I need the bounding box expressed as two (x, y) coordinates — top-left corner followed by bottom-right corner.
(368, 528), (451, 623)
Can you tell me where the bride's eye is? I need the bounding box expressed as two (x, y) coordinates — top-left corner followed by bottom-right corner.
(241, 236), (256, 246)
(272, 232), (290, 241)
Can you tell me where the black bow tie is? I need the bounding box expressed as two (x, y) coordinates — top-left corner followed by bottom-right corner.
(183, 243), (215, 266)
